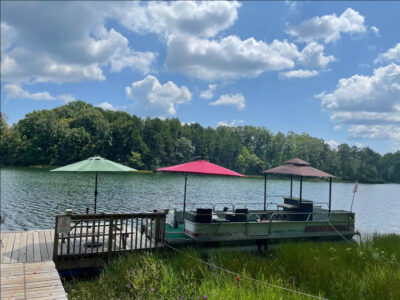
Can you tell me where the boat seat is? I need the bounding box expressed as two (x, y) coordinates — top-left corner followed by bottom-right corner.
(226, 208), (248, 222)
(185, 208), (212, 223)
(277, 203), (298, 209)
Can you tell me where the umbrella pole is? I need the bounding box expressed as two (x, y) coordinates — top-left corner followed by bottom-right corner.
(183, 173), (188, 225)
(328, 177), (332, 214)
(264, 173), (267, 211)
(290, 175), (293, 198)
(299, 176), (303, 203)
(94, 172), (98, 214)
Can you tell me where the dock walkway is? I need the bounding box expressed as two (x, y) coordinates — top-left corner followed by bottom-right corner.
(0, 230), (67, 300)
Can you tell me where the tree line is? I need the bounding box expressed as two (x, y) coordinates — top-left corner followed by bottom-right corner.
(1, 101), (399, 183)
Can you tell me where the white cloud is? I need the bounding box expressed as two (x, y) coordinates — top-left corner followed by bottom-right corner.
(349, 125), (400, 141)
(298, 42), (336, 68)
(287, 8), (367, 43)
(316, 63), (400, 142)
(4, 84), (55, 101)
(280, 69), (319, 79)
(200, 84), (218, 99)
(326, 139), (340, 150)
(370, 26), (380, 37)
(210, 94), (245, 110)
(333, 125), (342, 130)
(317, 64), (400, 113)
(97, 102), (116, 111)
(58, 94), (76, 103)
(375, 43), (400, 64)
(125, 75), (192, 117)
(114, 1), (240, 38)
(217, 119), (244, 127)
(1, 3), (156, 84)
(166, 35), (299, 81)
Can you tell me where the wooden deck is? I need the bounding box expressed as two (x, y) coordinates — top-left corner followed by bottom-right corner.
(1, 230), (67, 300)
(0, 261), (66, 300)
(1, 230), (55, 264)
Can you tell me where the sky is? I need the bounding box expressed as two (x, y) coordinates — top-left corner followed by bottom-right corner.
(1, 1), (400, 154)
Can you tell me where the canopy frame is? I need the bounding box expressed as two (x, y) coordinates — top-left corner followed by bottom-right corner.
(263, 158), (335, 213)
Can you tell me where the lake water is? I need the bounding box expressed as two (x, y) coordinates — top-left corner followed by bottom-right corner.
(1, 167), (399, 234)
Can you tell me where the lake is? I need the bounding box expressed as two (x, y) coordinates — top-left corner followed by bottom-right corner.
(1, 167), (399, 234)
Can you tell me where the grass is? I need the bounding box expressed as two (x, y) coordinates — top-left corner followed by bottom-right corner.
(66, 234), (400, 300)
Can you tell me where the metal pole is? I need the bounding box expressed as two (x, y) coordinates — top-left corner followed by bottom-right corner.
(290, 175), (293, 198)
(264, 173), (267, 211)
(183, 173), (188, 219)
(94, 172), (98, 213)
(299, 176), (303, 203)
(329, 177), (332, 213)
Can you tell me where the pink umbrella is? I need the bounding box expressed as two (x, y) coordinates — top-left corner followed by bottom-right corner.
(156, 160), (244, 216)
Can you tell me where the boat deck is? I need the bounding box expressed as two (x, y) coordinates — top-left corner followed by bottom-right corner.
(0, 230), (67, 300)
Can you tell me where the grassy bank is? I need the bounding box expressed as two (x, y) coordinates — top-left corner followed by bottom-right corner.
(66, 234), (400, 300)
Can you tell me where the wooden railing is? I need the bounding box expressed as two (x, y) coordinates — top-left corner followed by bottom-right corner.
(53, 211), (166, 269)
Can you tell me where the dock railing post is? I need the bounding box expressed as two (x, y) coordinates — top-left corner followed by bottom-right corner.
(154, 214), (160, 248)
(107, 217), (114, 261)
(53, 216), (59, 262)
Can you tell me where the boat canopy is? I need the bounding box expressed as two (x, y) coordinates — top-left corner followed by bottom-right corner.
(156, 160), (244, 177)
(263, 158), (334, 178)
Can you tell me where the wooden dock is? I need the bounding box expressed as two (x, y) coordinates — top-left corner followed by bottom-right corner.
(1, 230), (55, 264)
(0, 230), (67, 300)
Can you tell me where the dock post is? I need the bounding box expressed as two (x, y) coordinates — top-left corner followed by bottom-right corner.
(264, 173), (267, 211)
(328, 177), (332, 214)
(290, 175), (293, 198)
(107, 217), (114, 261)
(53, 216), (59, 262)
(299, 176), (303, 203)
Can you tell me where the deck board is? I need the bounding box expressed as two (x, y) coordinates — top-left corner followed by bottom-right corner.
(1, 230), (55, 264)
(0, 261), (67, 300)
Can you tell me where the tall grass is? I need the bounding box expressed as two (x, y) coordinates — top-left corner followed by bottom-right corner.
(66, 234), (400, 300)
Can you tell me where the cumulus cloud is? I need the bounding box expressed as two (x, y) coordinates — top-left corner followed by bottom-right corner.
(326, 140), (340, 150)
(1, 2), (156, 84)
(4, 84), (55, 101)
(375, 43), (400, 64)
(58, 94), (76, 103)
(210, 94), (245, 110)
(217, 119), (244, 127)
(298, 42), (336, 68)
(349, 125), (400, 141)
(200, 84), (218, 99)
(166, 35), (299, 81)
(114, 1), (240, 38)
(125, 75), (192, 117)
(287, 8), (367, 43)
(333, 125), (342, 130)
(316, 63), (400, 141)
(97, 102), (116, 111)
(280, 69), (319, 79)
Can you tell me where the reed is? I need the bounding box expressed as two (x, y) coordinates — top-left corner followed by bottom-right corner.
(66, 234), (400, 300)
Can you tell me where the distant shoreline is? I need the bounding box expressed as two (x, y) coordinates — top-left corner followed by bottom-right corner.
(1, 165), (390, 184)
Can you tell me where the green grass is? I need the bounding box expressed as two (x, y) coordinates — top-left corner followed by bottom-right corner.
(66, 234), (400, 300)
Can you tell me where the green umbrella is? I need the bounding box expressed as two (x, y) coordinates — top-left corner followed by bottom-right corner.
(51, 156), (136, 213)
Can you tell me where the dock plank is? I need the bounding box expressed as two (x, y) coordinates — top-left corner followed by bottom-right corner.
(32, 231), (41, 262)
(18, 231), (28, 263)
(0, 261), (67, 300)
(10, 232), (22, 263)
(26, 231), (34, 262)
(38, 231), (49, 261)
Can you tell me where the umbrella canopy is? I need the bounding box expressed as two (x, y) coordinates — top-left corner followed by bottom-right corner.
(51, 156), (136, 213)
(156, 160), (244, 224)
(262, 158), (335, 212)
(156, 160), (244, 177)
(51, 156), (135, 172)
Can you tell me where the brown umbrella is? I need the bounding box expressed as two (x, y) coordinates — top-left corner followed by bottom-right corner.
(263, 158), (335, 212)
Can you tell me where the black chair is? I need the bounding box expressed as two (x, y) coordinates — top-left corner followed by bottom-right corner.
(185, 208), (212, 223)
(235, 208), (248, 222)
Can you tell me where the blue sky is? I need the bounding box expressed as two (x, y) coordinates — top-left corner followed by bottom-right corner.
(1, 1), (400, 154)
